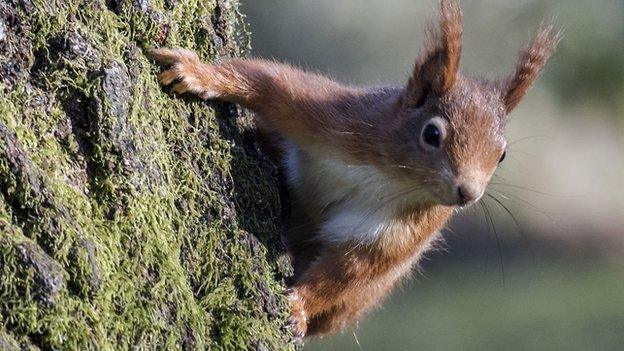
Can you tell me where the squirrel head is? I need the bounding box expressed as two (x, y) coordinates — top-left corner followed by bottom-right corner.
(384, 0), (559, 207)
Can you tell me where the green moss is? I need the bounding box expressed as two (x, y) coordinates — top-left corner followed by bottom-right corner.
(0, 0), (295, 349)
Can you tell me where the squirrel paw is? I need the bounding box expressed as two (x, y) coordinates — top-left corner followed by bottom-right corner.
(151, 48), (219, 99)
(287, 288), (308, 339)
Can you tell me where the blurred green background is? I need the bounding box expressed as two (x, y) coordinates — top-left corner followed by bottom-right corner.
(240, 0), (624, 350)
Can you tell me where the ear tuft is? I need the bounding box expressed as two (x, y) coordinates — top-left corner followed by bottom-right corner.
(439, 0), (463, 92)
(501, 22), (561, 113)
(404, 0), (463, 108)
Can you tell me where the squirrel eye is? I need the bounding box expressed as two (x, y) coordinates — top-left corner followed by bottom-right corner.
(499, 151), (507, 164)
(422, 124), (441, 148)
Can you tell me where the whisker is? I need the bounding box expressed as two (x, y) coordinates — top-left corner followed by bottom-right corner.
(489, 182), (576, 198)
(507, 135), (554, 147)
(352, 330), (364, 351)
(480, 199), (506, 288)
(492, 189), (559, 226)
(477, 201), (491, 274)
(485, 192), (534, 255)
(505, 150), (536, 157)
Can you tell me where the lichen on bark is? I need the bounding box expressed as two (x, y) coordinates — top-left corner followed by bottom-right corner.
(0, 0), (297, 349)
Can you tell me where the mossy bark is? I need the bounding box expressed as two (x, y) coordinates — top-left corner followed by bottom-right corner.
(0, 0), (297, 349)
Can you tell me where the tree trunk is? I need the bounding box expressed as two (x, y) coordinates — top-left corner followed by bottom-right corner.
(0, 0), (297, 349)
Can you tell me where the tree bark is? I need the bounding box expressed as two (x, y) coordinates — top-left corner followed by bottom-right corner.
(0, 0), (297, 349)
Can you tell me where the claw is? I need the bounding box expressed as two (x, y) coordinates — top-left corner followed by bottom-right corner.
(150, 48), (181, 65)
(172, 82), (189, 94)
(158, 69), (180, 86)
(288, 315), (306, 340)
(286, 288), (308, 339)
(151, 47), (216, 99)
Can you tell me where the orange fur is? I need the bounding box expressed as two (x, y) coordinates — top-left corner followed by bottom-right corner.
(152, 0), (558, 339)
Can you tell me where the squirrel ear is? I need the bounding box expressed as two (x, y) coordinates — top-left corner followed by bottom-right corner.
(501, 23), (560, 113)
(404, 0), (463, 108)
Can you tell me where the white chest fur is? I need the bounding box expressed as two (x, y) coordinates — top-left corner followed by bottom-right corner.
(284, 144), (407, 245)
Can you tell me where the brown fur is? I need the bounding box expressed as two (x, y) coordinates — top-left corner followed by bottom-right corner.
(501, 23), (561, 113)
(152, 0), (558, 339)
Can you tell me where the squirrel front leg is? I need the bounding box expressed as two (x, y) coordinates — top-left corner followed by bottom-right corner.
(152, 48), (367, 154)
(152, 48), (393, 338)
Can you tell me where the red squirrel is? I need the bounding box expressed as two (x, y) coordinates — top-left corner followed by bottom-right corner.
(152, 0), (558, 338)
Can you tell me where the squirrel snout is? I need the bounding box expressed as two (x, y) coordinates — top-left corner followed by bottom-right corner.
(456, 183), (483, 206)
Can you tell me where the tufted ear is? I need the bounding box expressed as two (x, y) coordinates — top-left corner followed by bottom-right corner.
(404, 0), (463, 108)
(501, 23), (560, 114)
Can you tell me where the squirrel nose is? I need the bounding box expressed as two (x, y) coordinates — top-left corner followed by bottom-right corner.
(457, 183), (482, 205)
